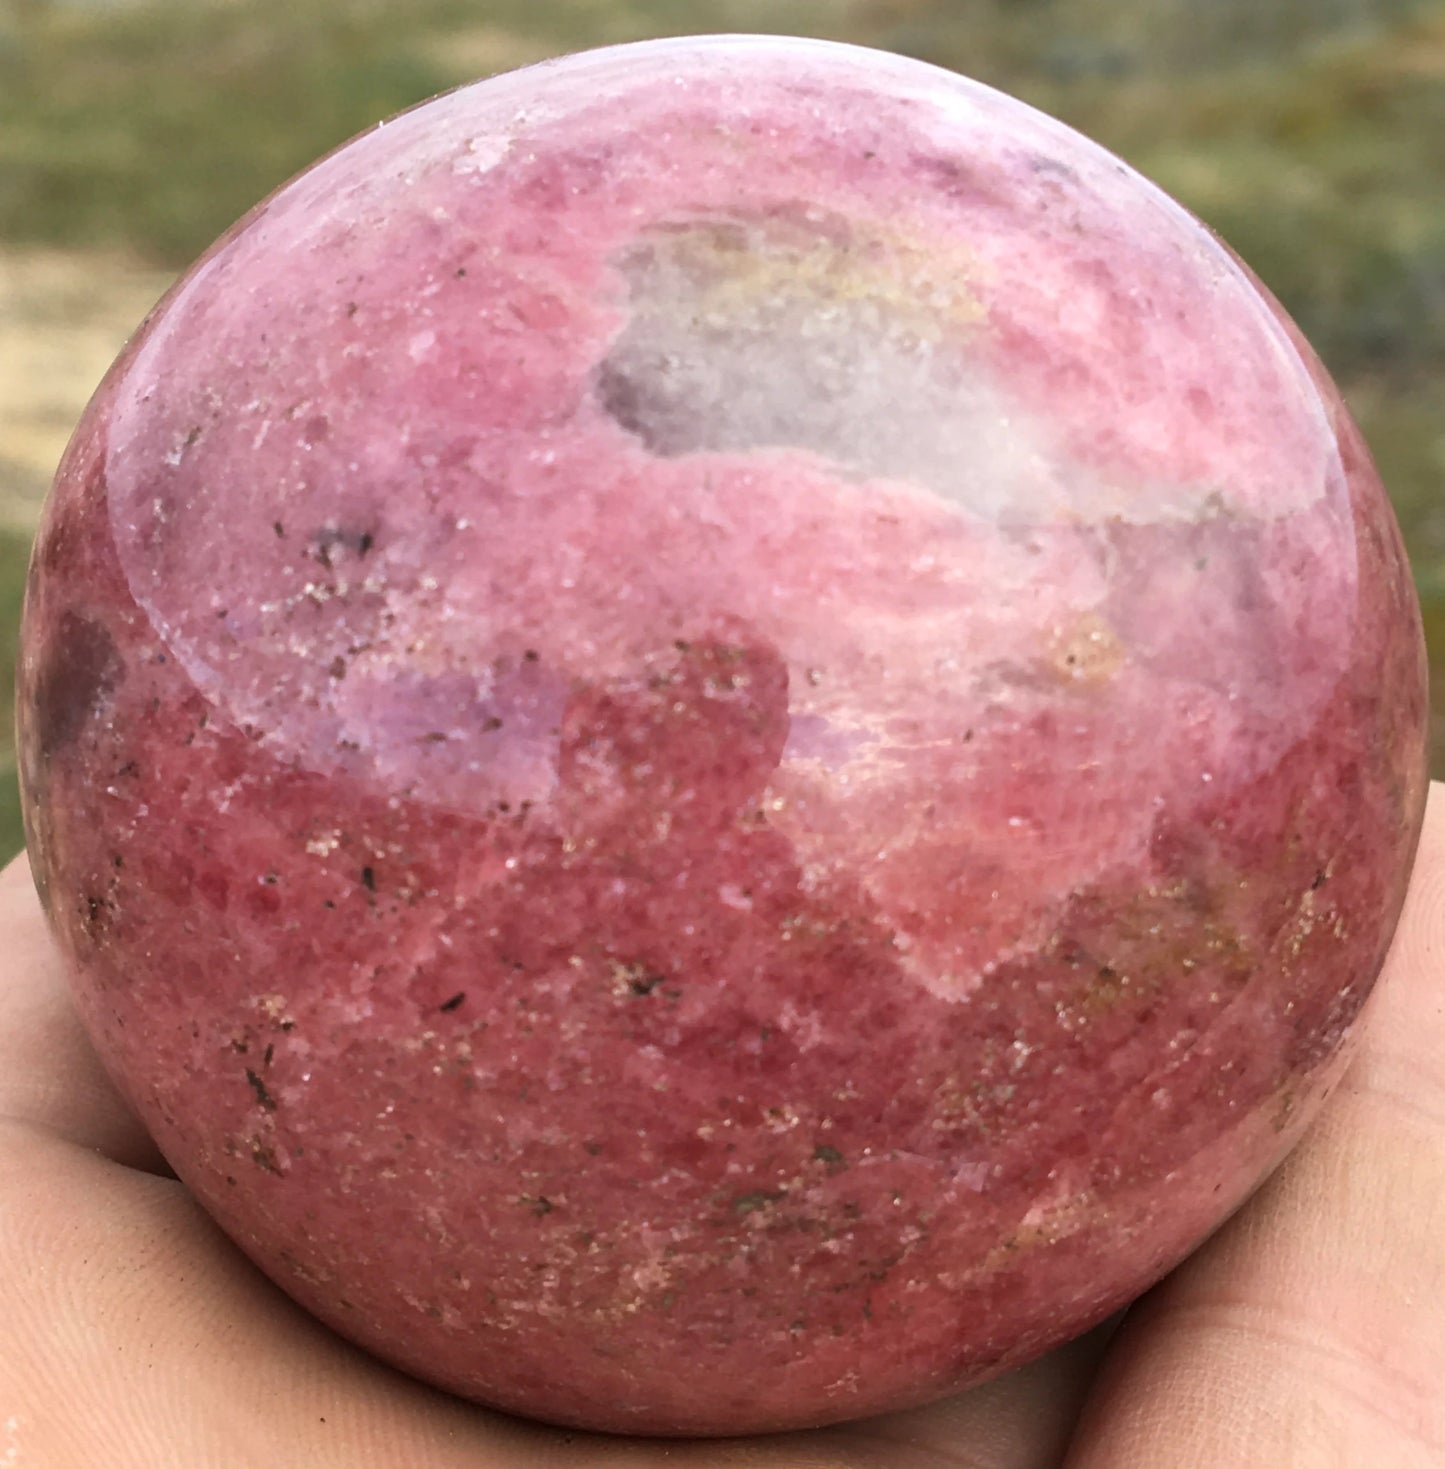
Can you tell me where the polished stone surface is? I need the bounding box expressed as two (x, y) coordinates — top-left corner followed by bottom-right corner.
(17, 36), (1430, 1436)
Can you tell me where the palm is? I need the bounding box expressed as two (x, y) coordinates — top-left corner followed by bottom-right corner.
(0, 1102), (1102, 1469)
(4, 792), (1444, 1467)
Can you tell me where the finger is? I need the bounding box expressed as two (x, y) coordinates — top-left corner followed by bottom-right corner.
(0, 852), (169, 1173)
(1, 1118), (1103, 1469)
(810, 1321), (1117, 1469)
(1062, 783), (1445, 1467)
(0, 1122), (565, 1469)
(0, 831), (1108, 1468)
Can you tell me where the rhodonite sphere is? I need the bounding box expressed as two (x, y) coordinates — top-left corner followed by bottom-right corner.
(17, 35), (1429, 1437)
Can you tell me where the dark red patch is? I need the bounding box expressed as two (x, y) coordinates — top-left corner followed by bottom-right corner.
(31, 612), (121, 758)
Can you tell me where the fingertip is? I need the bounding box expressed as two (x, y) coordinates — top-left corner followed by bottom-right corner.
(0, 849), (171, 1174)
(1061, 782), (1445, 1467)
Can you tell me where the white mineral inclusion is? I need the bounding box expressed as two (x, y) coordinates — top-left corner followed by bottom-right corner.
(597, 213), (1215, 525)
(96, 34), (1353, 821)
(452, 132), (512, 177)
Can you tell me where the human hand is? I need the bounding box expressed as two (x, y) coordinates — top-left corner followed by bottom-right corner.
(2, 788), (1442, 1467)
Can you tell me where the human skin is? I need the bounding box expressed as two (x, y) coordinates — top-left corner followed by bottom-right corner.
(0, 787), (1442, 1465)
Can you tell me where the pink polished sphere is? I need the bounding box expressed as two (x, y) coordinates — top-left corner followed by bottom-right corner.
(18, 35), (1428, 1436)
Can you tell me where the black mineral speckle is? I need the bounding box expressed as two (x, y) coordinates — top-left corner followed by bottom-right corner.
(245, 1068), (278, 1111)
(311, 526), (377, 569)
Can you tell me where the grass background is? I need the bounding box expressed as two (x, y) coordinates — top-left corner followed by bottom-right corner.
(0, 0), (1441, 859)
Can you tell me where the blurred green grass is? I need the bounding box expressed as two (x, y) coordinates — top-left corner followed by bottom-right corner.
(0, 526), (27, 855)
(0, 0), (1441, 860)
